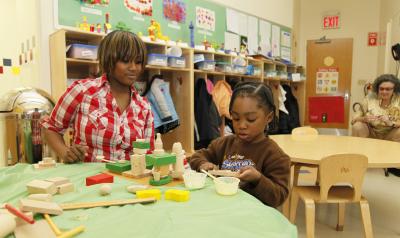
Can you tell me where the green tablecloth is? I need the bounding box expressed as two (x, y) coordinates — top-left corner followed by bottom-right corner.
(0, 163), (297, 238)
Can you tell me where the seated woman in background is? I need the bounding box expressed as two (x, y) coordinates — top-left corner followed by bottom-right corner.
(351, 74), (400, 142)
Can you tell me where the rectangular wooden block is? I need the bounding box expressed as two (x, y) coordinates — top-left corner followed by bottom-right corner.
(133, 141), (150, 149)
(122, 169), (152, 179)
(146, 153), (176, 166)
(60, 197), (156, 210)
(26, 180), (57, 195)
(19, 199), (63, 215)
(86, 173), (114, 186)
(106, 161), (131, 174)
(57, 183), (75, 194)
(208, 170), (240, 178)
(45, 177), (70, 186)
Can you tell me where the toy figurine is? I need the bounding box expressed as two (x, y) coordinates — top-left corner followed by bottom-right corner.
(189, 21), (194, 48)
(79, 16), (90, 32)
(104, 12), (112, 33)
(97, 23), (102, 33)
(149, 19), (169, 42)
(90, 24), (95, 32)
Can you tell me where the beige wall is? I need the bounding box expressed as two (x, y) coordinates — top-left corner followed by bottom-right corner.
(377, 1), (400, 75)
(0, 0), (42, 96)
(210, 0), (293, 27)
(295, 0), (381, 122)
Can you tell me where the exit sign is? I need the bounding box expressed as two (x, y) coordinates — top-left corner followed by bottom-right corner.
(322, 14), (340, 29)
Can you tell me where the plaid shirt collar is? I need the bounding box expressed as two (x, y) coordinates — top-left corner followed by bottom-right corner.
(100, 74), (139, 100)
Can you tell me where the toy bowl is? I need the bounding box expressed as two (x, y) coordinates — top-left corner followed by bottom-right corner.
(214, 177), (240, 196)
(183, 170), (207, 190)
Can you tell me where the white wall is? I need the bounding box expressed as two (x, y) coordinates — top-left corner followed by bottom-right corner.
(0, 0), (43, 96)
(295, 0), (381, 122)
(210, 0), (293, 27)
(377, 1), (400, 75)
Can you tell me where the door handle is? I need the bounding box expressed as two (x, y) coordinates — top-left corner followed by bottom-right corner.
(344, 92), (350, 100)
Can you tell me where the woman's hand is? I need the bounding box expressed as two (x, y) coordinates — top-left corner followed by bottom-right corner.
(199, 162), (218, 171)
(61, 144), (88, 164)
(238, 166), (262, 183)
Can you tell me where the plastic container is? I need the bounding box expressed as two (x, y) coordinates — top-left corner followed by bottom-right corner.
(67, 44), (98, 60)
(196, 60), (216, 71)
(253, 67), (262, 76)
(233, 64), (246, 74)
(147, 53), (168, 67)
(167, 56), (186, 68)
(183, 170), (207, 189)
(215, 62), (233, 73)
(214, 176), (240, 196)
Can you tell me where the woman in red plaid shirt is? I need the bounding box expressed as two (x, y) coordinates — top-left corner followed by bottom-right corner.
(42, 31), (154, 163)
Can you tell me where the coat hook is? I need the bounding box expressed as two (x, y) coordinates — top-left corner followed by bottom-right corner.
(177, 76), (183, 85)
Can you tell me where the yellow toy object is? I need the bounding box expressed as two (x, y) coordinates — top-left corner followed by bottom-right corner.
(79, 16), (90, 32)
(149, 19), (169, 42)
(136, 189), (161, 200)
(165, 189), (190, 202)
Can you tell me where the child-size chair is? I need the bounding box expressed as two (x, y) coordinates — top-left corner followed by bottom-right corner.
(289, 153), (373, 238)
(281, 126), (319, 218)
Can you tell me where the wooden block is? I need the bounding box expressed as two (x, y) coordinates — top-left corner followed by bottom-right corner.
(19, 199), (63, 215)
(14, 219), (56, 238)
(165, 189), (190, 202)
(105, 161), (131, 174)
(57, 183), (75, 194)
(126, 184), (149, 194)
(0, 214), (17, 237)
(208, 170), (240, 178)
(146, 153), (176, 166)
(122, 169), (152, 179)
(45, 177), (70, 186)
(60, 197), (156, 210)
(26, 180), (57, 195)
(27, 194), (53, 202)
(133, 141), (150, 149)
(133, 148), (148, 155)
(136, 189), (162, 200)
(43, 157), (54, 163)
(86, 173), (114, 186)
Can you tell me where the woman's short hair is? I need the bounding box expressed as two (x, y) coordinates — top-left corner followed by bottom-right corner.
(97, 30), (147, 74)
(372, 74), (400, 94)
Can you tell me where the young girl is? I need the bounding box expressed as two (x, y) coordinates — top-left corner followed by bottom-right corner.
(189, 82), (290, 207)
(42, 30), (154, 163)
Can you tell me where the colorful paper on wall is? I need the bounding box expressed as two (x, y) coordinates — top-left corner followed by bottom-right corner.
(124, 0), (153, 16)
(3, 59), (12, 66)
(316, 67), (339, 94)
(196, 6), (215, 31)
(11, 66), (21, 75)
(163, 0), (186, 23)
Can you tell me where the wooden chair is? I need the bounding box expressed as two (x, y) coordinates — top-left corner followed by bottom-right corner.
(281, 126), (319, 218)
(289, 154), (373, 238)
(291, 126), (319, 136)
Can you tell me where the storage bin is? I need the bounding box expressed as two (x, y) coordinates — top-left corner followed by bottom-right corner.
(233, 64), (246, 74)
(195, 60), (216, 71)
(67, 44), (98, 60)
(167, 56), (186, 68)
(147, 53), (168, 67)
(215, 62), (232, 73)
(253, 67), (262, 76)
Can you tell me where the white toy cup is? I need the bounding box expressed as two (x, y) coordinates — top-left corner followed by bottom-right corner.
(183, 170), (207, 189)
(214, 176), (240, 196)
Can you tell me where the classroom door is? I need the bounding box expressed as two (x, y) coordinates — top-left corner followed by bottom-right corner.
(305, 38), (353, 129)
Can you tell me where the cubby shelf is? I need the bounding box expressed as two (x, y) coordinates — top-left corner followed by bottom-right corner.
(50, 28), (306, 153)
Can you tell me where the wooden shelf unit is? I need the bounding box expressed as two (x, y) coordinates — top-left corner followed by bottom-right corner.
(49, 29), (305, 153)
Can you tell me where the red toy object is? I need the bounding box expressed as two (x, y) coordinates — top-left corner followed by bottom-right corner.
(4, 203), (35, 224)
(86, 173), (114, 186)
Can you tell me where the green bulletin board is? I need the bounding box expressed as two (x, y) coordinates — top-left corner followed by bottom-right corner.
(56, 0), (291, 59)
